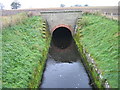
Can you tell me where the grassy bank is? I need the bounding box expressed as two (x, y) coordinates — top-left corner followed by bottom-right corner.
(2, 16), (51, 88)
(74, 14), (118, 88)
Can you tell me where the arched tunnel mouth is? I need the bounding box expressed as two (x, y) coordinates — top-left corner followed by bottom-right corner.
(52, 27), (73, 49)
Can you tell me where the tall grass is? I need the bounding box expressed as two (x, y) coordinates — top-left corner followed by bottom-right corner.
(0, 13), (28, 29)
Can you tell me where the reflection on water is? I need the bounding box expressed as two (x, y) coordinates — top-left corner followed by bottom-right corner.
(40, 38), (93, 88)
(40, 58), (92, 88)
(49, 39), (80, 62)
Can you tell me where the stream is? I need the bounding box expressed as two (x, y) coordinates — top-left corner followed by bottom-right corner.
(40, 39), (93, 88)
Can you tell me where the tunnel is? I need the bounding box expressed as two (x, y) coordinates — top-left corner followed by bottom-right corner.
(52, 27), (73, 49)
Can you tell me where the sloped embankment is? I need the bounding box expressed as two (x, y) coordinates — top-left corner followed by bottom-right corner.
(2, 16), (51, 88)
(74, 14), (118, 88)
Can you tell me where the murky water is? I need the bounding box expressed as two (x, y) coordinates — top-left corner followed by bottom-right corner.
(40, 58), (92, 88)
(40, 39), (93, 88)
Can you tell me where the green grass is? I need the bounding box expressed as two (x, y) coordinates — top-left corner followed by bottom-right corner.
(75, 14), (118, 88)
(2, 16), (51, 88)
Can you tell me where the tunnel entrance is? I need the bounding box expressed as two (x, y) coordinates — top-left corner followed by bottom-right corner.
(50, 26), (78, 62)
(40, 27), (93, 88)
(52, 27), (72, 49)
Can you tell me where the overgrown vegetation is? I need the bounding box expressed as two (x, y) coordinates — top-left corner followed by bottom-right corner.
(75, 14), (118, 88)
(2, 16), (51, 88)
(0, 13), (28, 28)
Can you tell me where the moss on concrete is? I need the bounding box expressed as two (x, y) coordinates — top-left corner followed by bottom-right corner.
(74, 35), (104, 88)
(74, 14), (118, 88)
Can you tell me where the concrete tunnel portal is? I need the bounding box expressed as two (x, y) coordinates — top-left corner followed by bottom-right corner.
(41, 11), (82, 49)
(52, 26), (73, 49)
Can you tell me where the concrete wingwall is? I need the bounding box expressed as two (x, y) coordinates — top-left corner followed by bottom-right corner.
(41, 11), (82, 35)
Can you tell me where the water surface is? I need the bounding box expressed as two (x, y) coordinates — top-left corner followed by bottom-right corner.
(40, 38), (92, 88)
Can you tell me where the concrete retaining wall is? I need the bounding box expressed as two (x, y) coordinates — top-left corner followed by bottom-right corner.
(41, 11), (82, 34)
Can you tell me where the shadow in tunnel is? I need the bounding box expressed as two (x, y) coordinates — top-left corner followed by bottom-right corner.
(49, 27), (80, 62)
(52, 27), (72, 49)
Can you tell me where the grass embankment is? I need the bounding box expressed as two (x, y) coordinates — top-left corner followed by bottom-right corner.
(2, 16), (51, 88)
(0, 13), (28, 28)
(74, 14), (118, 88)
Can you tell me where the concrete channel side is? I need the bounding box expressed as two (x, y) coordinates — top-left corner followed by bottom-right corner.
(74, 41), (110, 88)
(28, 19), (51, 88)
(73, 19), (111, 88)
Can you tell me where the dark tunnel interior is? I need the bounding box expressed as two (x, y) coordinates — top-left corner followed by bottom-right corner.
(52, 27), (73, 49)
